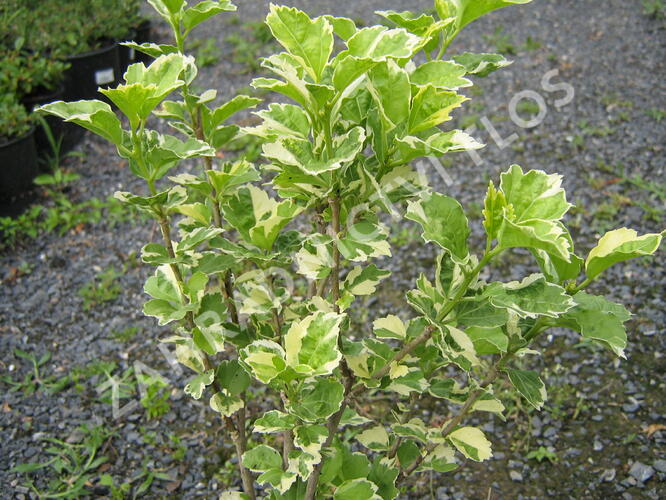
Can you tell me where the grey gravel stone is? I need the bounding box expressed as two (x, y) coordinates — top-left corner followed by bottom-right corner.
(629, 462), (655, 483)
(509, 471), (523, 482)
(600, 468), (616, 482)
(653, 459), (666, 473)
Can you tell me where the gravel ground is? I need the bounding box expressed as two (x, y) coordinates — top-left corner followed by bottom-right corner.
(1, 0), (665, 498)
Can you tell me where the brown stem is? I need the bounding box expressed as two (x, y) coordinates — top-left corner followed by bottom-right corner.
(282, 429), (294, 468)
(159, 216), (255, 498)
(223, 272), (239, 325)
(315, 275), (329, 298)
(305, 198), (355, 499)
(329, 197), (341, 310)
(304, 372), (354, 500)
(402, 357), (506, 476)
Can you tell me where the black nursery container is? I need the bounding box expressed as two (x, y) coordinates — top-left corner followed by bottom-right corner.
(64, 42), (121, 102)
(22, 85), (83, 158)
(0, 128), (39, 202)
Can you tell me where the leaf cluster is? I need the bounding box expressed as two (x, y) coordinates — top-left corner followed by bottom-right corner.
(36, 1), (664, 498)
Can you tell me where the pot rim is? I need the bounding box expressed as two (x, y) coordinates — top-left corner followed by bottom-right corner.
(66, 41), (118, 61)
(0, 127), (36, 149)
(22, 84), (67, 108)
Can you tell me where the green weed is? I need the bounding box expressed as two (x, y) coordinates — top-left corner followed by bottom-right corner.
(78, 267), (122, 310)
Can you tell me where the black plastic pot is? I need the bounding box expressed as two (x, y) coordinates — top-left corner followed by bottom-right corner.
(64, 41), (121, 102)
(0, 128), (39, 202)
(118, 19), (153, 74)
(22, 85), (83, 159)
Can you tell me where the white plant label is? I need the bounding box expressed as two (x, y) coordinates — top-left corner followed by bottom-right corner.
(95, 68), (115, 85)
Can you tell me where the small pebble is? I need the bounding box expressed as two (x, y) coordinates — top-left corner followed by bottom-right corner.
(629, 462), (654, 483)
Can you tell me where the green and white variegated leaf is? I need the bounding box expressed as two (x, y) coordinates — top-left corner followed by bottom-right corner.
(265, 5), (333, 83)
(240, 340), (286, 384)
(285, 311), (344, 376)
(184, 369), (214, 400)
(437, 252), (480, 299)
(334, 478), (382, 500)
(405, 192), (470, 264)
(418, 444), (457, 473)
(452, 52), (511, 77)
(346, 26), (423, 61)
(447, 426), (492, 462)
(386, 367), (429, 395)
(293, 424), (328, 460)
(337, 219), (391, 262)
(429, 378), (469, 404)
(585, 228), (663, 280)
(408, 86), (467, 134)
(505, 369), (547, 410)
(494, 165), (573, 260)
(500, 165), (571, 221)
(483, 274), (575, 318)
(207, 159), (260, 198)
(339, 407), (372, 427)
(375, 9), (439, 35)
(38, 100), (124, 148)
(343, 265), (391, 296)
(295, 234), (333, 280)
(143, 265), (194, 325)
(263, 126), (365, 176)
(332, 55), (377, 96)
(472, 390), (506, 415)
(101, 53), (187, 129)
(465, 326), (508, 354)
(396, 130), (482, 163)
(221, 185), (303, 251)
(218, 491), (249, 500)
(482, 181), (507, 242)
(531, 230), (583, 284)
(215, 360), (251, 397)
(256, 468), (297, 494)
(393, 418), (428, 443)
(446, 0), (532, 31)
(242, 445), (283, 472)
(244, 103), (311, 140)
(144, 264), (181, 302)
(366, 59), (411, 131)
(120, 41), (178, 59)
(324, 15), (357, 40)
(435, 325), (480, 370)
(253, 410), (299, 434)
(285, 449), (319, 481)
(557, 292), (631, 358)
(366, 459), (399, 500)
(182, 1), (237, 35)
(356, 426), (390, 451)
(173, 340), (207, 374)
(375, 9), (454, 58)
(373, 315), (407, 339)
(378, 164), (429, 202)
(253, 53), (317, 110)
(236, 280), (280, 316)
(410, 61), (472, 90)
(210, 390), (244, 417)
(210, 94), (261, 126)
(501, 219), (572, 261)
(406, 274), (447, 323)
(288, 378), (345, 422)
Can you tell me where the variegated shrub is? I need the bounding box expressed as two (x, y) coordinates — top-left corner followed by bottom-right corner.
(40, 0), (664, 498)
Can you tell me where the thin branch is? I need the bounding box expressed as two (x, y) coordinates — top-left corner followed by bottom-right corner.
(159, 215), (255, 499)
